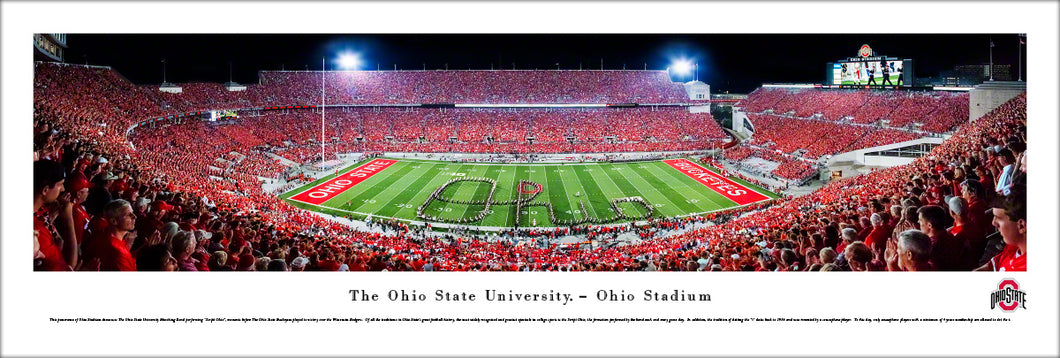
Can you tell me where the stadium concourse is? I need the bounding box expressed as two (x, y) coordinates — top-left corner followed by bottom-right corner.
(33, 62), (1026, 271)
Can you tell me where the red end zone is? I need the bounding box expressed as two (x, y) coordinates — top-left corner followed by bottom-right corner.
(288, 159), (397, 205)
(663, 158), (770, 206)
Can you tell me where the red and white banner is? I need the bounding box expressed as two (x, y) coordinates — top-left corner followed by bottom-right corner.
(289, 159), (397, 205)
(662, 158), (770, 206)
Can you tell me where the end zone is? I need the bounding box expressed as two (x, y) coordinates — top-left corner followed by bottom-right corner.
(287, 159), (398, 205)
(662, 158), (771, 206)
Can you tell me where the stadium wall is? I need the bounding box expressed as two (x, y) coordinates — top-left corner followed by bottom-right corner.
(969, 81), (1026, 121)
(827, 136), (946, 167)
(682, 81), (710, 100)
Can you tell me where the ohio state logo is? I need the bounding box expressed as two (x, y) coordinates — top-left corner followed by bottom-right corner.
(858, 45), (873, 57)
(990, 279), (1027, 312)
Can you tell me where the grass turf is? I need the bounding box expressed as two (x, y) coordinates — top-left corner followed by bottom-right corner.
(280, 157), (779, 228)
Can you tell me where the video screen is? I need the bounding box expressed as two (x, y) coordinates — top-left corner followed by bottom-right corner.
(833, 60), (903, 85)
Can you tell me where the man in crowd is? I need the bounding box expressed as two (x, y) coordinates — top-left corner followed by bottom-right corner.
(843, 242), (874, 271)
(976, 184), (1026, 272)
(84, 171), (117, 216)
(886, 230), (934, 271)
(59, 175), (93, 248)
(137, 200), (172, 248)
(947, 196), (986, 267)
(961, 179), (993, 236)
(993, 148), (1017, 195)
(918, 205), (972, 271)
(864, 213), (891, 258)
(83, 199), (139, 271)
(33, 160), (74, 270)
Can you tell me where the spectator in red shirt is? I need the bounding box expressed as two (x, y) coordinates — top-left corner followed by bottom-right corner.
(33, 159), (73, 271)
(138, 200), (172, 244)
(83, 199), (139, 271)
(960, 179), (993, 237)
(179, 211), (200, 232)
(864, 213), (891, 258)
(60, 175), (93, 247)
(317, 251), (342, 271)
(976, 184), (1026, 272)
(919, 205), (971, 271)
(947, 196), (986, 268)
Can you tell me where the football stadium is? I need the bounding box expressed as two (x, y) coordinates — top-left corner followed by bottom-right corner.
(32, 34), (1028, 272)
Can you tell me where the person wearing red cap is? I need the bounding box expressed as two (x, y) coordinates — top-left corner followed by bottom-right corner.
(58, 175), (93, 247)
(82, 199), (138, 271)
(237, 253), (257, 271)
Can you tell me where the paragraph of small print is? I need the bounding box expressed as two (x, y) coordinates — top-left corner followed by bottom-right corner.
(50, 317), (1012, 325)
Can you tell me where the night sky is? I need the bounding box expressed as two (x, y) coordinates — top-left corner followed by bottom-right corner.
(62, 33), (1026, 94)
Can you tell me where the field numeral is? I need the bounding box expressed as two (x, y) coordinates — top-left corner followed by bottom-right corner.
(362, 199), (376, 204)
(394, 203), (414, 209)
(653, 204), (664, 208)
(565, 210), (582, 214)
(555, 169), (565, 173)
(435, 207), (453, 212)
(686, 199), (699, 203)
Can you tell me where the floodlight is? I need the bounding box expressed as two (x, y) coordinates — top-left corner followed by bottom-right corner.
(337, 52), (360, 70)
(672, 60), (693, 76)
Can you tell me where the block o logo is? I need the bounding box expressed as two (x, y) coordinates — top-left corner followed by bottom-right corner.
(858, 44), (873, 57)
(990, 279), (1027, 312)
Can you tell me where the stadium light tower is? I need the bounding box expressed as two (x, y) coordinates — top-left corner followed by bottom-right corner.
(336, 51), (360, 70)
(671, 59), (693, 81)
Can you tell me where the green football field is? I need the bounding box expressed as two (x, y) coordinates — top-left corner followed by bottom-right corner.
(280, 158), (779, 229)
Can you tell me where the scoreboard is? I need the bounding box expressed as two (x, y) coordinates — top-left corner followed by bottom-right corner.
(825, 44), (914, 88)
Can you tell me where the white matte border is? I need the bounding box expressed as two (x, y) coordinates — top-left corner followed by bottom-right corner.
(2, 1), (1058, 356)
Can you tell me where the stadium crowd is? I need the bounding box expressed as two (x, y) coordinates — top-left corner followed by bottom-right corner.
(745, 114), (923, 160)
(737, 87), (970, 132)
(32, 62), (1026, 271)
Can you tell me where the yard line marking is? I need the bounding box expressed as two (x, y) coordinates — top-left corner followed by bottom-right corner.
(341, 161), (428, 213)
(610, 161), (684, 217)
(556, 164), (601, 220)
